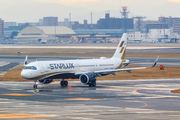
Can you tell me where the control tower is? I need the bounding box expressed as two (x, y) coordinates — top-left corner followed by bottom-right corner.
(120, 6), (129, 33)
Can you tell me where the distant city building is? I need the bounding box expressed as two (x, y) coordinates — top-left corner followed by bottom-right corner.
(147, 29), (171, 40)
(159, 16), (180, 28)
(172, 24), (180, 34)
(59, 18), (78, 28)
(158, 16), (180, 34)
(18, 23), (30, 26)
(18, 22), (39, 26)
(4, 23), (30, 35)
(72, 20), (97, 30)
(73, 29), (134, 37)
(140, 16), (180, 33)
(43, 17), (58, 26)
(128, 32), (146, 41)
(59, 18), (70, 27)
(4, 22), (17, 28)
(97, 13), (134, 30)
(135, 20), (160, 32)
(72, 13), (134, 32)
(39, 19), (43, 26)
(64, 18), (69, 27)
(0, 19), (4, 36)
(145, 24), (168, 33)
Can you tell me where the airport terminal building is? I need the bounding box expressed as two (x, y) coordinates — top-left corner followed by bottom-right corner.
(15, 26), (75, 42)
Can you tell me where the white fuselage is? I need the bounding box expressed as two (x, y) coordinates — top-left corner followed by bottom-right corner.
(21, 57), (123, 80)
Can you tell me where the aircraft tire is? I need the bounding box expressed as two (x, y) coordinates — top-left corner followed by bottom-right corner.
(89, 81), (96, 87)
(61, 81), (68, 87)
(92, 81), (96, 87)
(33, 85), (37, 89)
(60, 81), (64, 86)
(64, 81), (68, 86)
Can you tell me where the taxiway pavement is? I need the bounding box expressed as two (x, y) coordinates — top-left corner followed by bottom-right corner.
(0, 79), (180, 120)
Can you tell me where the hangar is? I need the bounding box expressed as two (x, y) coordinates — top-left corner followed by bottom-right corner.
(15, 26), (75, 42)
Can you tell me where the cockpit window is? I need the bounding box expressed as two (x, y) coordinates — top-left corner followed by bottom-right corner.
(24, 66), (37, 70)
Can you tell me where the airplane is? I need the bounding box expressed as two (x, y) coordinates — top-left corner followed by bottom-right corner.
(21, 33), (159, 89)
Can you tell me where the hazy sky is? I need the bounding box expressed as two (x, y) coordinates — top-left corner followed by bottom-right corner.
(0, 0), (180, 23)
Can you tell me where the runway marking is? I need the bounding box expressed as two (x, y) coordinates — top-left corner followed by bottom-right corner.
(138, 101), (148, 108)
(67, 98), (104, 101)
(35, 90), (104, 101)
(120, 100), (147, 108)
(0, 62), (10, 67)
(133, 89), (140, 94)
(0, 113), (55, 119)
(33, 90), (68, 97)
(1, 93), (34, 96)
(133, 88), (180, 98)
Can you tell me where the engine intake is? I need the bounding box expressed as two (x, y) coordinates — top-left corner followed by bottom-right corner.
(79, 74), (96, 85)
(39, 79), (53, 84)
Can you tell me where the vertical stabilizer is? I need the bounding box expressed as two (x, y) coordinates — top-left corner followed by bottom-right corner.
(112, 33), (127, 59)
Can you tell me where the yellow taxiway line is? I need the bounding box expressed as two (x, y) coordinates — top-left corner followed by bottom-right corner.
(1, 93), (34, 96)
(0, 114), (55, 119)
(66, 98), (104, 101)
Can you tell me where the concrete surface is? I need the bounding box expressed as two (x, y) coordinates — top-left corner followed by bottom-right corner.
(0, 79), (180, 120)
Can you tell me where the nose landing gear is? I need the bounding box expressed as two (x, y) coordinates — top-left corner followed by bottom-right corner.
(33, 80), (38, 89)
(60, 79), (68, 87)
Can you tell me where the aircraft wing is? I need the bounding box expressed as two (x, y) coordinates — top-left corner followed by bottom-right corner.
(75, 56), (159, 76)
(93, 67), (147, 74)
(75, 67), (147, 76)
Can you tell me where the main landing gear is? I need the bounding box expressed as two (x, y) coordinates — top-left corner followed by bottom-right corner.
(33, 80), (38, 89)
(89, 81), (96, 87)
(60, 79), (68, 87)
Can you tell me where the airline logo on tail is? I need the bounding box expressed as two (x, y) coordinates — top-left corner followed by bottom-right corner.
(119, 41), (125, 47)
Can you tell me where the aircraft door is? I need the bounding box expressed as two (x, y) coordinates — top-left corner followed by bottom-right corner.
(39, 63), (44, 74)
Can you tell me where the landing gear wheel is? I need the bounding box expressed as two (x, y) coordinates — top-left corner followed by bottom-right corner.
(89, 81), (96, 87)
(92, 81), (96, 87)
(60, 81), (64, 86)
(60, 80), (68, 87)
(33, 80), (38, 89)
(33, 84), (37, 89)
(64, 81), (68, 86)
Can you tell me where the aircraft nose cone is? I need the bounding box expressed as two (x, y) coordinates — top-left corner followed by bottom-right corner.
(21, 70), (28, 79)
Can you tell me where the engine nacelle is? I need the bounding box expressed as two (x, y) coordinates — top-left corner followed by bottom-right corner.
(79, 74), (96, 85)
(39, 79), (53, 84)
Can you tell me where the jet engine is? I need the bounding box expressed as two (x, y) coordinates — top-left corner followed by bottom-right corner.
(79, 74), (96, 85)
(39, 79), (53, 84)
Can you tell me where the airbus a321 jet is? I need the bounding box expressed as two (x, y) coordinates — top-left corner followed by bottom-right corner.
(21, 33), (158, 89)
